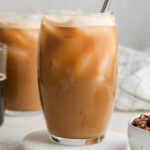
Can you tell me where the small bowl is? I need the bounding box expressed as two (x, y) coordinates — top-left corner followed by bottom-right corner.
(128, 113), (150, 150)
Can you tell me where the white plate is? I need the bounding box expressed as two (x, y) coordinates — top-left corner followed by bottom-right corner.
(23, 130), (129, 150)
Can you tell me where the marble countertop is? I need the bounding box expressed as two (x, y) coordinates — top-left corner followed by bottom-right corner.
(0, 111), (139, 150)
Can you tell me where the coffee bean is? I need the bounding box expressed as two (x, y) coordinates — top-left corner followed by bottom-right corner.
(132, 114), (150, 131)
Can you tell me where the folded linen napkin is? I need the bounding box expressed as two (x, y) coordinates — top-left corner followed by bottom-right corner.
(115, 45), (150, 112)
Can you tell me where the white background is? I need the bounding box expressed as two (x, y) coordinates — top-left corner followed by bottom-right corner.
(0, 0), (150, 50)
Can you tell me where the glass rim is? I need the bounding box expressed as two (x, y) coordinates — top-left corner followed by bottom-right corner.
(43, 9), (114, 17)
(0, 12), (42, 21)
(42, 10), (115, 27)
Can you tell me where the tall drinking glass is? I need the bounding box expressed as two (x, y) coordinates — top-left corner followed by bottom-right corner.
(0, 43), (7, 125)
(38, 10), (118, 145)
(0, 14), (41, 115)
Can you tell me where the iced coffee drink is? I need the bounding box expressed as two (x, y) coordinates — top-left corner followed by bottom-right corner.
(0, 14), (41, 113)
(38, 10), (118, 145)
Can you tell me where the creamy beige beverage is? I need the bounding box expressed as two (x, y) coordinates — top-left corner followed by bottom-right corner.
(0, 14), (41, 111)
(38, 11), (118, 142)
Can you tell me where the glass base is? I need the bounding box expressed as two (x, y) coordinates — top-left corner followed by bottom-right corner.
(49, 134), (105, 146)
(5, 109), (42, 116)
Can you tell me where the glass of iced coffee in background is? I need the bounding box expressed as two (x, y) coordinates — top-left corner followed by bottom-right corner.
(38, 10), (118, 145)
(0, 43), (7, 125)
(0, 14), (41, 115)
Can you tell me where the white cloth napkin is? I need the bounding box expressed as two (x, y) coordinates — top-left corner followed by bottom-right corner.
(115, 45), (150, 112)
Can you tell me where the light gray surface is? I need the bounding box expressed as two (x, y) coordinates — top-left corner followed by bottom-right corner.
(0, 111), (139, 150)
(0, 0), (150, 50)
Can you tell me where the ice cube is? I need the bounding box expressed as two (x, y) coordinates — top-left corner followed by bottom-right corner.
(79, 26), (91, 35)
(8, 46), (30, 61)
(75, 52), (94, 77)
(99, 55), (110, 73)
(97, 75), (105, 84)
(96, 54), (112, 84)
(23, 30), (39, 38)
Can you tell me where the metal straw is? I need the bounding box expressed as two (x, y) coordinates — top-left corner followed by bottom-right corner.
(101, 0), (112, 13)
